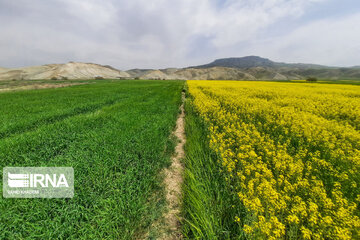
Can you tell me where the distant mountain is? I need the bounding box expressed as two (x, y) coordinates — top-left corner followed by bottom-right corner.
(125, 68), (182, 79)
(110, 57), (360, 80)
(126, 69), (154, 78)
(193, 56), (276, 69)
(191, 56), (329, 69)
(1, 57), (360, 81)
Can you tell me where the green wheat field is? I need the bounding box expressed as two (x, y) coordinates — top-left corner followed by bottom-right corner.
(1, 79), (360, 239)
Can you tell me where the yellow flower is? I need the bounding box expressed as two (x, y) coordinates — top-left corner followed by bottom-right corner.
(243, 224), (253, 234)
(301, 226), (312, 240)
(188, 80), (360, 239)
(287, 215), (300, 224)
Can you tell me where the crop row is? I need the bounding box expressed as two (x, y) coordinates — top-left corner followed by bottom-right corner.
(0, 80), (184, 239)
(188, 81), (360, 240)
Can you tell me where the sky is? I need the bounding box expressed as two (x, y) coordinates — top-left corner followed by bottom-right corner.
(0, 0), (360, 69)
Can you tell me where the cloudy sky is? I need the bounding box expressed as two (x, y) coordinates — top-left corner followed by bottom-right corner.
(0, 0), (359, 69)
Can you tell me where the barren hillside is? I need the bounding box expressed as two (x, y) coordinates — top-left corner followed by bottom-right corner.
(0, 62), (130, 80)
(2, 56), (360, 81)
(173, 67), (256, 80)
(141, 70), (183, 80)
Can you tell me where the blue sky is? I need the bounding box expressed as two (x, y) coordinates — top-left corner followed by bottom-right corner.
(0, 0), (359, 69)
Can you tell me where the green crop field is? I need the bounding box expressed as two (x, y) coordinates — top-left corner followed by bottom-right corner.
(0, 80), (184, 239)
(1, 79), (360, 240)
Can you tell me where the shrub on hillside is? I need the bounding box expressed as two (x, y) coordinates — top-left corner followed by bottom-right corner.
(306, 77), (318, 82)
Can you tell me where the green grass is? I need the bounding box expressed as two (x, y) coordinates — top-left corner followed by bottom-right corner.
(0, 80), (134, 138)
(0, 80), (184, 239)
(182, 90), (245, 240)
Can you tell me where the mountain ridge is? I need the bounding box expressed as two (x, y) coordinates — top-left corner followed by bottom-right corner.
(191, 56), (331, 69)
(1, 57), (360, 81)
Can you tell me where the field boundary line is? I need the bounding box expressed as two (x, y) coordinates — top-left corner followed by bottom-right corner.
(153, 91), (186, 240)
(0, 82), (88, 92)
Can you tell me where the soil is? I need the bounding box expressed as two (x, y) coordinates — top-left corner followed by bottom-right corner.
(0, 82), (86, 92)
(147, 91), (186, 240)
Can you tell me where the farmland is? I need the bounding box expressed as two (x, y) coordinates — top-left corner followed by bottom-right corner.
(0, 80), (184, 239)
(1, 78), (360, 239)
(184, 81), (360, 239)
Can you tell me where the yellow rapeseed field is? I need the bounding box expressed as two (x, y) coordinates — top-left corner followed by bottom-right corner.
(188, 80), (360, 240)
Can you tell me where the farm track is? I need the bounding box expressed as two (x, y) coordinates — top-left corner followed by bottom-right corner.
(0, 82), (87, 92)
(154, 91), (185, 240)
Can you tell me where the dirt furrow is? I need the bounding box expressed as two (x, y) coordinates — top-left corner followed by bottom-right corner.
(159, 91), (186, 239)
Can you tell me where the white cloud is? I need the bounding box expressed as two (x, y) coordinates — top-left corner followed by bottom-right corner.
(197, 0), (325, 47)
(61, 0), (117, 29)
(2, 0), (358, 69)
(247, 13), (360, 66)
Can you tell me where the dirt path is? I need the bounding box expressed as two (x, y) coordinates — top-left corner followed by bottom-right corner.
(0, 82), (88, 92)
(158, 91), (186, 239)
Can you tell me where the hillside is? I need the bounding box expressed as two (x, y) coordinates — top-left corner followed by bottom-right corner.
(125, 56), (360, 80)
(0, 62), (130, 80)
(2, 57), (360, 81)
(173, 67), (255, 80)
(140, 70), (171, 80)
(191, 56), (329, 69)
(192, 56), (277, 69)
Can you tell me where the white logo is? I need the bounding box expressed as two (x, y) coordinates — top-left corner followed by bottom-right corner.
(8, 172), (69, 188)
(3, 167), (74, 198)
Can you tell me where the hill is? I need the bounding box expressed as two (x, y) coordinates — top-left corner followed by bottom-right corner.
(0, 62), (130, 80)
(192, 56), (277, 69)
(2, 57), (360, 81)
(173, 67), (255, 80)
(191, 56), (330, 69)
